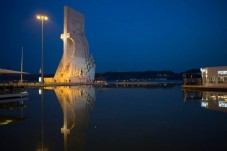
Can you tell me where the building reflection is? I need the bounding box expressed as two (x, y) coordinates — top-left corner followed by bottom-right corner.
(183, 91), (227, 112)
(54, 86), (95, 151)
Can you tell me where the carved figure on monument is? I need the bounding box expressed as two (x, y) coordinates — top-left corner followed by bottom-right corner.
(54, 6), (95, 83)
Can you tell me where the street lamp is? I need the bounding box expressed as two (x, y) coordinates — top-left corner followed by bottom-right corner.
(36, 15), (48, 84)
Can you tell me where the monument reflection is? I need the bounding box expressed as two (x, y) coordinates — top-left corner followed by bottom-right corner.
(54, 86), (95, 151)
(183, 91), (227, 112)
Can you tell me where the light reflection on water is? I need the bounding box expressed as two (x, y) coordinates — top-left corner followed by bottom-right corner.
(183, 90), (227, 112)
(0, 86), (227, 151)
(54, 86), (95, 151)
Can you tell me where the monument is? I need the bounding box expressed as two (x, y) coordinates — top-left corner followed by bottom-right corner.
(54, 6), (95, 83)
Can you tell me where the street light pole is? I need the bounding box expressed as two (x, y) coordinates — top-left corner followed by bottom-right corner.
(37, 15), (48, 84)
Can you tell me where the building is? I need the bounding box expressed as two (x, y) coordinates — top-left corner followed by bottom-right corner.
(201, 66), (227, 87)
(54, 6), (95, 83)
(183, 72), (201, 85)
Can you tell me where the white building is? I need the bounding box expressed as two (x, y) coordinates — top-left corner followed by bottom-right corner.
(201, 66), (227, 87)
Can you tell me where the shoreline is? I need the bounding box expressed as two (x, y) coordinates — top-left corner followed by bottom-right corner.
(182, 85), (227, 92)
(0, 81), (182, 88)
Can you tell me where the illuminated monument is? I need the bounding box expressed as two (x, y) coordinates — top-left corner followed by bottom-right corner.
(54, 6), (95, 83)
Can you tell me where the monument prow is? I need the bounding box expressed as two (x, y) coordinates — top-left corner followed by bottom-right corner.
(54, 6), (95, 83)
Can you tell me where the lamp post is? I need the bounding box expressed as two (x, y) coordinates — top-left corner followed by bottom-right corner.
(36, 15), (48, 84)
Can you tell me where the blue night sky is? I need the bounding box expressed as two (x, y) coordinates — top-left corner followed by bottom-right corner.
(0, 0), (227, 74)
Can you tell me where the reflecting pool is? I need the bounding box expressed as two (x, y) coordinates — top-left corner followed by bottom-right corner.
(0, 86), (227, 151)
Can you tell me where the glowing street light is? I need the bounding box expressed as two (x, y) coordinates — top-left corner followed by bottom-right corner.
(36, 15), (48, 84)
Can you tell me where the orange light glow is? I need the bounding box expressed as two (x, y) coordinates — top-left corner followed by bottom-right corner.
(36, 15), (48, 21)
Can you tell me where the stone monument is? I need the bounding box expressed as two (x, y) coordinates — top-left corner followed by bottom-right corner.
(54, 6), (95, 83)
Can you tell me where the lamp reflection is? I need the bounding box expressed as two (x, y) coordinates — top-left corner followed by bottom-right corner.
(183, 91), (227, 112)
(54, 86), (95, 151)
(37, 88), (47, 151)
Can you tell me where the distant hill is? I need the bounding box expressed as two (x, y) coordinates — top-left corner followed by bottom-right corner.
(0, 69), (201, 82)
(96, 70), (184, 81)
(181, 69), (201, 74)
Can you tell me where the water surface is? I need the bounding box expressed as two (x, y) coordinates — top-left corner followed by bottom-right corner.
(0, 86), (227, 151)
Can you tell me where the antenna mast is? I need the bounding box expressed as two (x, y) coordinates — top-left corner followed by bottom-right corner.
(20, 46), (24, 83)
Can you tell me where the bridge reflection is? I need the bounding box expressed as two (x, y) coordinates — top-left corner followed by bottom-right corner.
(54, 86), (95, 151)
(183, 90), (227, 112)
